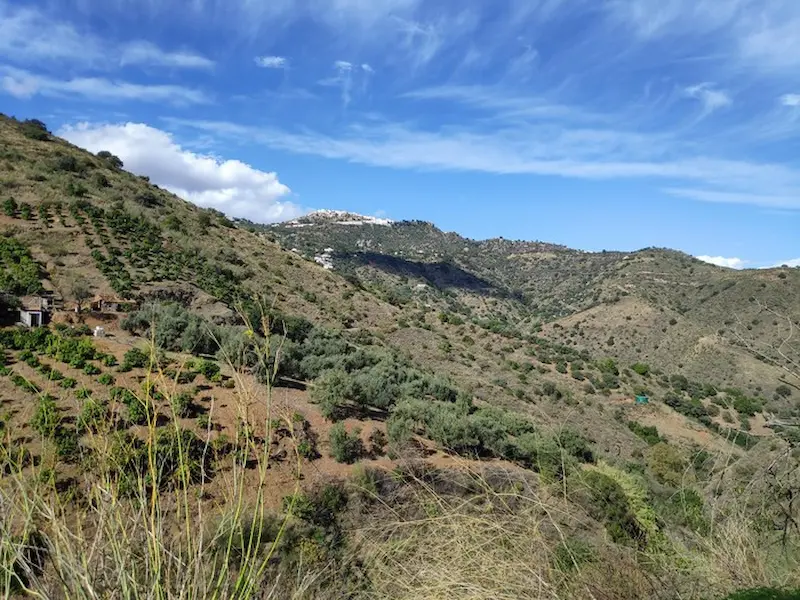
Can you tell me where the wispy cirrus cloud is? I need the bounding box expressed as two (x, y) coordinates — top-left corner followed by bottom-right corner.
(1, 66), (209, 105)
(164, 116), (800, 210)
(0, 1), (212, 70)
(780, 94), (800, 107)
(119, 41), (213, 70)
(609, 0), (800, 74)
(319, 60), (360, 106)
(683, 83), (731, 117)
(255, 55), (288, 69)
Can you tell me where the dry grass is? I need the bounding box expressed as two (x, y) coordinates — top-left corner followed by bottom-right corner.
(347, 458), (800, 600)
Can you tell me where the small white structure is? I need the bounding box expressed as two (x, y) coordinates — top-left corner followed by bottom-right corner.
(19, 296), (46, 328)
(93, 326), (106, 338)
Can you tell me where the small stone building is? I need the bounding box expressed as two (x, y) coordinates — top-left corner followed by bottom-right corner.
(19, 295), (49, 327)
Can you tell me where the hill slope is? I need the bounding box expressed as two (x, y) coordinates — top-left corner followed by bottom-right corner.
(1, 114), (799, 599)
(265, 210), (800, 406)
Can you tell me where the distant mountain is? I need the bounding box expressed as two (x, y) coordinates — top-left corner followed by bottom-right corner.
(264, 211), (800, 399)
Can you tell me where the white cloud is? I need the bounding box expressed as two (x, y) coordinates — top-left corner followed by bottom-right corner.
(0, 3), (102, 64)
(764, 258), (800, 268)
(361, 63), (375, 73)
(320, 61), (357, 106)
(59, 122), (301, 223)
(119, 41), (214, 69)
(0, 3), (211, 70)
(739, 13), (800, 70)
(166, 117), (800, 211)
(696, 255), (745, 269)
(780, 94), (800, 107)
(664, 188), (800, 210)
(683, 83), (731, 117)
(0, 67), (208, 105)
(255, 55), (288, 69)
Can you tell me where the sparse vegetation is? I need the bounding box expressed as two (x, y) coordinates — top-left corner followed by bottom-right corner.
(0, 114), (797, 599)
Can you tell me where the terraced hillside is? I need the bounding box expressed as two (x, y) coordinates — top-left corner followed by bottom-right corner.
(0, 114), (799, 599)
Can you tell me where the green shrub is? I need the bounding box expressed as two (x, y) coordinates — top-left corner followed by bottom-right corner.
(78, 398), (109, 433)
(628, 421), (663, 446)
(196, 359), (220, 379)
(59, 377), (77, 389)
(54, 426), (81, 463)
(171, 390), (194, 418)
(631, 362), (650, 376)
(122, 347), (149, 370)
(646, 442), (688, 487)
(732, 394), (762, 417)
(83, 363), (101, 376)
(74, 387), (92, 400)
(31, 395), (60, 438)
(579, 470), (646, 545)
(328, 423), (363, 464)
(19, 118), (50, 140)
(97, 373), (115, 386)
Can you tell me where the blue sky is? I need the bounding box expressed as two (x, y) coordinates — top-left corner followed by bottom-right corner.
(1, 0), (799, 268)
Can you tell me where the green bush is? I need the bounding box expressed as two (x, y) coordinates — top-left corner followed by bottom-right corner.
(97, 373), (115, 386)
(78, 398), (109, 433)
(54, 426), (81, 463)
(31, 395), (60, 438)
(59, 377), (77, 389)
(646, 442), (688, 487)
(19, 118), (50, 140)
(83, 363), (101, 376)
(328, 423), (363, 464)
(628, 421), (663, 446)
(192, 358), (219, 379)
(122, 347), (149, 371)
(631, 362), (650, 376)
(74, 387), (92, 400)
(171, 390), (194, 418)
(0, 236), (44, 296)
(579, 470), (646, 545)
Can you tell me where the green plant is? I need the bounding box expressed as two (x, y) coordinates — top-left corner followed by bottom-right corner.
(97, 373), (115, 386)
(171, 390), (194, 418)
(329, 423), (364, 464)
(631, 362), (650, 376)
(59, 377), (77, 389)
(628, 421), (663, 446)
(31, 395), (60, 438)
(74, 387), (92, 400)
(78, 398), (109, 433)
(83, 363), (101, 376)
(19, 118), (49, 140)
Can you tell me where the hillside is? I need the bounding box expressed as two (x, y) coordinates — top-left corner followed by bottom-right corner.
(0, 114), (798, 599)
(266, 210), (800, 408)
